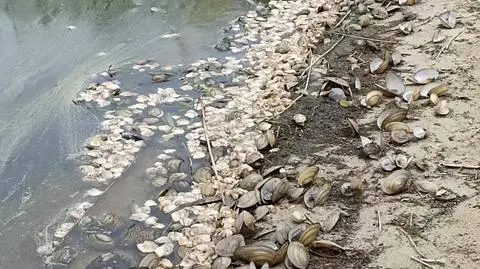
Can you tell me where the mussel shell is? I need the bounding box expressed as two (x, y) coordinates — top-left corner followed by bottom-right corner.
(275, 222), (293, 245)
(384, 121), (410, 132)
(193, 167), (213, 183)
(324, 77), (350, 88)
(309, 240), (345, 257)
(328, 88), (347, 101)
(379, 170), (410, 195)
(414, 68), (439, 84)
(246, 152), (265, 169)
(233, 245), (279, 266)
(439, 11), (456, 29)
(286, 242), (309, 269)
(395, 154), (412, 169)
(377, 108), (408, 130)
(298, 223), (320, 247)
(266, 129), (276, 148)
(86, 233), (114, 251)
(256, 134), (270, 150)
(385, 71), (406, 96)
(216, 234), (245, 257)
(322, 210), (340, 233)
(365, 90), (383, 107)
(293, 114), (307, 125)
(138, 253), (160, 268)
(254, 206), (270, 221)
(391, 130), (411, 144)
(370, 57), (388, 74)
(213, 257), (232, 269)
(297, 166), (319, 186)
(239, 174), (264, 191)
(412, 127), (426, 139)
(287, 185), (305, 202)
(391, 51), (402, 66)
(381, 156), (397, 172)
(304, 184), (331, 209)
(434, 100), (450, 116)
(260, 178), (288, 204)
(237, 191), (259, 209)
(235, 211), (256, 236)
(414, 180), (439, 195)
(288, 224), (307, 243)
(420, 82), (448, 97)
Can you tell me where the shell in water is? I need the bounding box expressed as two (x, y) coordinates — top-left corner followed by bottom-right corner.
(286, 242), (309, 269)
(139, 253), (160, 268)
(87, 233), (114, 251)
(379, 170), (410, 195)
(414, 68), (439, 84)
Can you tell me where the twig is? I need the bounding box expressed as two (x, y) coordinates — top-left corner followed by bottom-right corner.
(419, 258), (446, 265)
(441, 163), (480, 169)
(411, 256), (436, 269)
(376, 208), (382, 232)
(433, 27), (465, 59)
(300, 36), (345, 77)
(399, 227), (426, 258)
(200, 98), (220, 179)
(331, 32), (397, 43)
(334, 10), (352, 28)
(303, 56), (313, 93)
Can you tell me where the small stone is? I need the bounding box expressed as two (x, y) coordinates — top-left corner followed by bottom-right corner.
(292, 210), (306, 223)
(296, 9), (310, 16)
(154, 243), (175, 257)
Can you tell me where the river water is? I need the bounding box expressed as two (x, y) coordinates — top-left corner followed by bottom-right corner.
(0, 0), (259, 267)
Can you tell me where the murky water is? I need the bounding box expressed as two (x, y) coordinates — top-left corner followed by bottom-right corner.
(0, 0), (257, 267)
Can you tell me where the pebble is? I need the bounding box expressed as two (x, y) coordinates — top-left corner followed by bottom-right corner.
(154, 243), (175, 258)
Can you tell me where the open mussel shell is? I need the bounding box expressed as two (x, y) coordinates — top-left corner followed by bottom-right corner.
(286, 242), (309, 269)
(377, 108), (408, 130)
(239, 174), (264, 191)
(216, 234), (245, 257)
(395, 154), (412, 169)
(439, 11), (456, 29)
(399, 21), (412, 35)
(384, 121), (410, 132)
(430, 93), (439, 105)
(391, 130), (411, 144)
(360, 135), (383, 160)
(256, 134), (270, 151)
(365, 90), (383, 107)
(402, 88), (420, 103)
(235, 211), (256, 236)
(420, 82), (448, 97)
(381, 156), (397, 171)
(288, 224), (307, 243)
(247, 152), (265, 169)
(287, 185), (305, 202)
(275, 222), (293, 245)
(372, 7), (388, 19)
(266, 129), (276, 148)
(255, 206), (270, 221)
(213, 257), (232, 269)
(379, 170), (410, 195)
(139, 253), (160, 268)
(435, 100), (450, 116)
(414, 68), (439, 84)
(309, 240), (345, 257)
(237, 191), (259, 209)
(297, 166), (319, 186)
(193, 167), (213, 183)
(385, 71), (406, 96)
(432, 29), (446, 43)
(346, 118), (359, 136)
(298, 223), (320, 247)
(370, 56), (389, 74)
(304, 184), (331, 209)
(322, 210), (340, 233)
(391, 51), (402, 66)
(328, 88), (347, 101)
(86, 233), (114, 250)
(259, 178), (288, 204)
(412, 127), (426, 139)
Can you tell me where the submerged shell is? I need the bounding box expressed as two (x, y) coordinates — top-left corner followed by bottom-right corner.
(420, 82), (448, 97)
(385, 72), (406, 96)
(439, 11), (456, 29)
(414, 68), (439, 84)
(435, 100), (450, 116)
(297, 166), (319, 186)
(304, 184), (331, 209)
(309, 240), (345, 257)
(298, 223), (320, 247)
(379, 170), (410, 195)
(139, 253), (160, 268)
(377, 108), (408, 130)
(215, 234), (245, 257)
(87, 233), (114, 250)
(287, 242), (309, 269)
(365, 90), (383, 107)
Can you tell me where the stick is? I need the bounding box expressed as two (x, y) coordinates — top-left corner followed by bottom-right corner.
(441, 163), (480, 169)
(399, 227), (426, 258)
(433, 27), (465, 59)
(376, 208), (382, 232)
(331, 32), (397, 43)
(411, 256), (436, 269)
(334, 10), (352, 28)
(200, 98), (220, 180)
(300, 36), (345, 77)
(419, 258), (446, 265)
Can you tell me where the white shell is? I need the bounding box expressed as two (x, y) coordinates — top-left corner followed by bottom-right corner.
(154, 243), (175, 257)
(137, 241), (159, 253)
